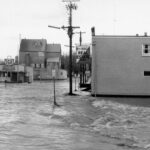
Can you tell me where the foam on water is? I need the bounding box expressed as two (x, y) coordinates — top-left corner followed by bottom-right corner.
(1, 81), (150, 149)
(53, 107), (69, 116)
(92, 99), (150, 149)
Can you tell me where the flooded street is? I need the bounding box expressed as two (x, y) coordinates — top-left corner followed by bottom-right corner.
(0, 80), (150, 150)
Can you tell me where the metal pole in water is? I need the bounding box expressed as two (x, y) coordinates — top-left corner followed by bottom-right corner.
(75, 74), (77, 91)
(53, 77), (56, 105)
(52, 69), (59, 106)
(5, 74), (7, 88)
(5, 71), (8, 88)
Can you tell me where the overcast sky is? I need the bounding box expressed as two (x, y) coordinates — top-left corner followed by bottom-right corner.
(1, 0), (150, 59)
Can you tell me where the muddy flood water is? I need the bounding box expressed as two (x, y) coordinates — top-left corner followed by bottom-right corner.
(0, 80), (150, 150)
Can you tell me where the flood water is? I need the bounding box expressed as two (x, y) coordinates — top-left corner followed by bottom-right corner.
(0, 80), (150, 150)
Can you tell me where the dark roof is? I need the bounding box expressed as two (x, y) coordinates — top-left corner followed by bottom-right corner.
(20, 39), (47, 52)
(46, 44), (61, 53)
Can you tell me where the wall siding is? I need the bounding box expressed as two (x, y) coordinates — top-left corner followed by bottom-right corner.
(92, 36), (150, 96)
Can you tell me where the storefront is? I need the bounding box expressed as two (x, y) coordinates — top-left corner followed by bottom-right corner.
(0, 65), (33, 83)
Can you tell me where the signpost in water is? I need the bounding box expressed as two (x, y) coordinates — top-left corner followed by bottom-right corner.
(52, 69), (59, 106)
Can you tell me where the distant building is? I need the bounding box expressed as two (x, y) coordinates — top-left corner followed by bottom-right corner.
(19, 39), (47, 68)
(76, 44), (91, 88)
(92, 33), (150, 96)
(19, 39), (67, 80)
(0, 64), (33, 83)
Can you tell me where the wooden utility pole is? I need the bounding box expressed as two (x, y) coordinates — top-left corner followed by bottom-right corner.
(63, 0), (80, 95)
(48, 0), (80, 95)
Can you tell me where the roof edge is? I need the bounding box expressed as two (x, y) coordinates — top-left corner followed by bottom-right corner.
(93, 35), (150, 38)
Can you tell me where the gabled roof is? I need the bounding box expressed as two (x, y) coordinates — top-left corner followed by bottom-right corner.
(46, 44), (61, 53)
(20, 39), (47, 52)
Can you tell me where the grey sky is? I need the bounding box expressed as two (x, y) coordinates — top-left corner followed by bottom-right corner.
(1, 0), (150, 59)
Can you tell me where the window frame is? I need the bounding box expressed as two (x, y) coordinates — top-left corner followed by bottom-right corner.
(144, 71), (150, 76)
(142, 44), (150, 56)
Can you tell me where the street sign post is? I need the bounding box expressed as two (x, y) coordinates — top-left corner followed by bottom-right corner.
(52, 69), (56, 78)
(52, 69), (59, 106)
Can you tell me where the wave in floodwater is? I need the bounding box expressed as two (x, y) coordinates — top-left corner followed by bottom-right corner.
(1, 82), (150, 149)
(91, 99), (150, 149)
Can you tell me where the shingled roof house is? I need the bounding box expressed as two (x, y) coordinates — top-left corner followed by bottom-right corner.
(19, 39), (66, 80)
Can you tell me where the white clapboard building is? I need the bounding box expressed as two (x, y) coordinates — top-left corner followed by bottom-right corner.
(92, 33), (150, 96)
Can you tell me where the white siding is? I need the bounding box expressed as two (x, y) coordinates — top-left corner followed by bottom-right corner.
(92, 36), (150, 96)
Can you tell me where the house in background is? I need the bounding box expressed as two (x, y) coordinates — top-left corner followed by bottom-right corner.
(0, 64), (33, 83)
(92, 31), (150, 96)
(19, 39), (67, 80)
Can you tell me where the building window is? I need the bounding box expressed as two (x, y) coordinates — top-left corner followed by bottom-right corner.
(144, 71), (150, 76)
(142, 44), (150, 56)
(7, 72), (10, 77)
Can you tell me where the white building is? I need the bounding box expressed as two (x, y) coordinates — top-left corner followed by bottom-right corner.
(92, 34), (150, 96)
(0, 64), (33, 83)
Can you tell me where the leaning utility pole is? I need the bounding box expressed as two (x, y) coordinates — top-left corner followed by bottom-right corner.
(63, 0), (80, 95)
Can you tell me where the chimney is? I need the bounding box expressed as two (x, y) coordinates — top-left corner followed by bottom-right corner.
(91, 27), (95, 36)
(144, 32), (148, 36)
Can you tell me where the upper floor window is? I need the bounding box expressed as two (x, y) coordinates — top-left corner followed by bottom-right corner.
(142, 44), (150, 56)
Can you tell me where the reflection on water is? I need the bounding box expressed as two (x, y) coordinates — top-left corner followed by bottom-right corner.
(0, 81), (150, 149)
